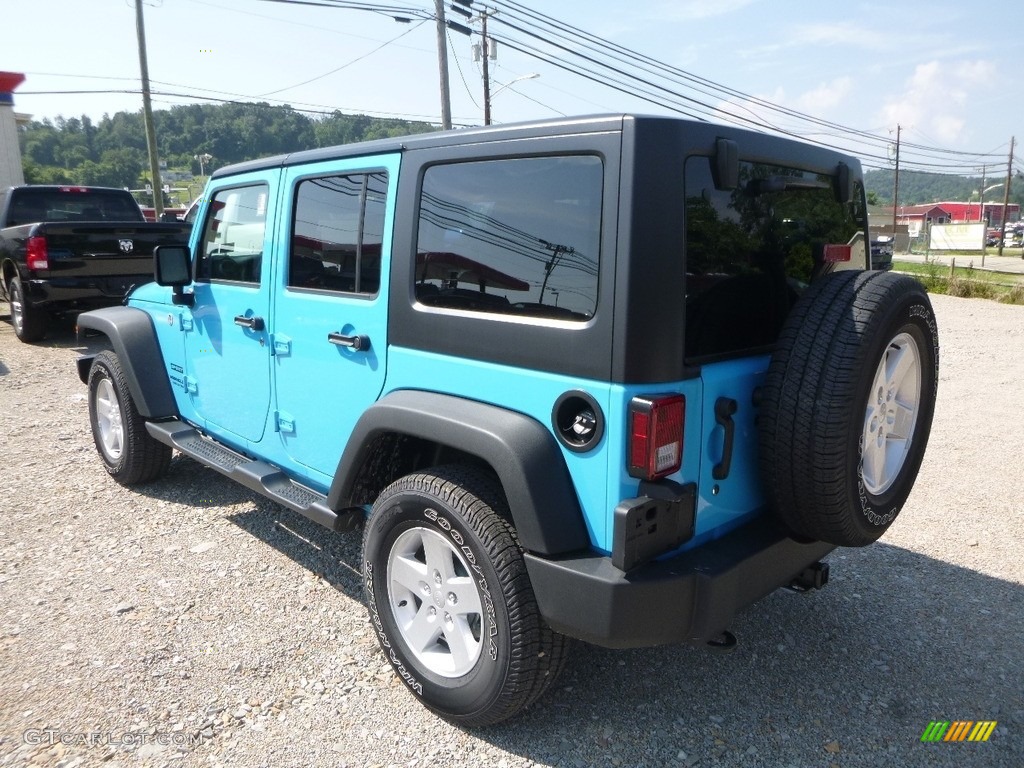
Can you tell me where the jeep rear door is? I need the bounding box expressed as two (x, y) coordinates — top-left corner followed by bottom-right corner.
(270, 154), (400, 485)
(683, 155), (867, 532)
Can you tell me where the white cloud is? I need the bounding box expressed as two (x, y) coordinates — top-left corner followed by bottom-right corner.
(876, 60), (995, 144)
(796, 78), (854, 112)
(651, 0), (761, 22)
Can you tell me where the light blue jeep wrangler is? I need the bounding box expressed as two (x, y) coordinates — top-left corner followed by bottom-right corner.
(76, 115), (939, 726)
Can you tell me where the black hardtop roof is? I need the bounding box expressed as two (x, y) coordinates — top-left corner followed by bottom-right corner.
(210, 113), (862, 180)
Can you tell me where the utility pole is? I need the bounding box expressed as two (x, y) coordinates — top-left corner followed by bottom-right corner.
(538, 239), (573, 303)
(481, 10), (492, 125)
(997, 136), (1014, 257)
(979, 165), (987, 223)
(891, 124), (901, 247)
(134, 0), (163, 218)
(433, 0), (452, 130)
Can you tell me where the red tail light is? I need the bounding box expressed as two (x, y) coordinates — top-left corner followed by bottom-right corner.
(26, 236), (49, 270)
(628, 394), (685, 480)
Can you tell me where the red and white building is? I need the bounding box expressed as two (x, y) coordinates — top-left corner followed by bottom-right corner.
(894, 201), (1020, 237)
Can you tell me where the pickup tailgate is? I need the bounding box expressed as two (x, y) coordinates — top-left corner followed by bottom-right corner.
(33, 222), (189, 281)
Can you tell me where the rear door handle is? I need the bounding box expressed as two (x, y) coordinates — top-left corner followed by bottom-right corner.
(712, 397), (738, 480)
(328, 331), (371, 351)
(233, 315), (265, 331)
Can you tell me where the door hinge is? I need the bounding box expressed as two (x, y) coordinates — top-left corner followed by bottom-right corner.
(275, 410), (295, 433)
(184, 376), (198, 395)
(179, 313), (193, 332)
(270, 333), (291, 357)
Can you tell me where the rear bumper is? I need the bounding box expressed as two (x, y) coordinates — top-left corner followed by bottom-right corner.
(525, 516), (835, 648)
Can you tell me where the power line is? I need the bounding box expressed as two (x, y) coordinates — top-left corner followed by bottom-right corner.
(18, 88), (475, 125)
(484, 0), (1008, 172)
(255, 19), (427, 96)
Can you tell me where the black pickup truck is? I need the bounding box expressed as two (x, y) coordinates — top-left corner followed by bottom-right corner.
(1, 185), (191, 342)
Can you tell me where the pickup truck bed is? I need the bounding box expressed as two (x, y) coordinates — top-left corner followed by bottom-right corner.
(1, 185), (191, 342)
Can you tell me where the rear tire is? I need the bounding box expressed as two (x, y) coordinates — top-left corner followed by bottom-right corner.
(362, 466), (568, 726)
(88, 350), (172, 485)
(8, 276), (48, 343)
(759, 270), (939, 546)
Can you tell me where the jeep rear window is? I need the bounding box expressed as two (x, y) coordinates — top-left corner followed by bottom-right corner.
(684, 157), (864, 360)
(415, 155), (602, 322)
(289, 171), (387, 295)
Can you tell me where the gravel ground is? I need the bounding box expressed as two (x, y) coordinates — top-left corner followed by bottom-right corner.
(0, 293), (1021, 768)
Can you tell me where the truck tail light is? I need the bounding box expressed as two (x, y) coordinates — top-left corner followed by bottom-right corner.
(26, 236), (49, 270)
(628, 394), (685, 480)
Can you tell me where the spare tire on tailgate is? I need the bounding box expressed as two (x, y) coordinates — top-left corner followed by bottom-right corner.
(759, 270), (939, 546)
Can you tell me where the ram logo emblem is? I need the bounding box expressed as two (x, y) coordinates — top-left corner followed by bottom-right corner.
(119, 239), (134, 254)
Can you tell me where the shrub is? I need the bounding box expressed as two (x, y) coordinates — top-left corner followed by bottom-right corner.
(998, 285), (1024, 305)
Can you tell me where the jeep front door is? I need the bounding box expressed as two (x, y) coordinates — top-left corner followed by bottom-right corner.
(184, 177), (277, 445)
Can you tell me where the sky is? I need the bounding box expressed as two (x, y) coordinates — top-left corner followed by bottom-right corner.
(2, 0), (1021, 177)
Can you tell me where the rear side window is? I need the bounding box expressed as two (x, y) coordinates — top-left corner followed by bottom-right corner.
(684, 158), (864, 360)
(196, 184), (268, 284)
(289, 171), (387, 295)
(415, 155), (602, 322)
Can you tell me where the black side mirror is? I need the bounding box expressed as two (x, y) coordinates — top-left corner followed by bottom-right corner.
(154, 245), (194, 306)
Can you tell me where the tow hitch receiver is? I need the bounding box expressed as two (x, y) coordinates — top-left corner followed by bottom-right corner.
(786, 561), (830, 592)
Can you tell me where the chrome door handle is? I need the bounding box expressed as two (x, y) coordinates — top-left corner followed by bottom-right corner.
(233, 315), (265, 331)
(328, 331), (370, 351)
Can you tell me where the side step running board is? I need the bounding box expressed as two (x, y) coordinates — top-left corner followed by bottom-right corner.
(146, 420), (361, 532)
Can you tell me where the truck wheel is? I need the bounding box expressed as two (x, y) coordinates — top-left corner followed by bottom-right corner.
(362, 466), (567, 726)
(759, 270), (939, 547)
(8, 276), (48, 343)
(88, 351), (172, 485)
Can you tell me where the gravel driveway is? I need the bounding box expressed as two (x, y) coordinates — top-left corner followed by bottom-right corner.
(1, 293), (1021, 768)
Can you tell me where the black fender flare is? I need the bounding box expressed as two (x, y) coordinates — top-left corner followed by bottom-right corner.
(327, 390), (591, 556)
(75, 306), (179, 419)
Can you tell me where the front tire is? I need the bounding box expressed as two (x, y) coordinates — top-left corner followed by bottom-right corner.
(362, 466), (567, 727)
(88, 351), (172, 485)
(8, 275), (48, 343)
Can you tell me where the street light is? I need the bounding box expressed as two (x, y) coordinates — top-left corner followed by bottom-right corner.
(486, 73), (539, 125)
(194, 153), (213, 177)
(491, 72), (540, 99)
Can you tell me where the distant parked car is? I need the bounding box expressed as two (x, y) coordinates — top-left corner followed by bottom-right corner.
(870, 234), (894, 270)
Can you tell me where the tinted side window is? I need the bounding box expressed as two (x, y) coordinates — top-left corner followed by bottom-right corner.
(415, 155), (602, 321)
(289, 172), (387, 295)
(684, 158), (862, 360)
(196, 184), (268, 284)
